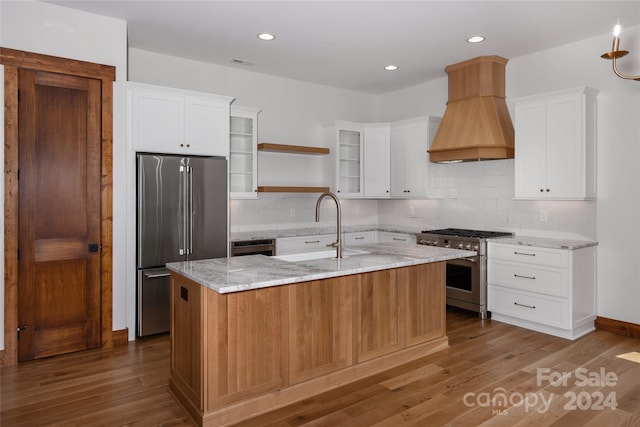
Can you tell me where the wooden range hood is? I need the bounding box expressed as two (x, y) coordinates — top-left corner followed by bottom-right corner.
(429, 55), (514, 163)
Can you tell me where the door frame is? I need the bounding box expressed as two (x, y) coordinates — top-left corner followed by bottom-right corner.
(1, 48), (115, 367)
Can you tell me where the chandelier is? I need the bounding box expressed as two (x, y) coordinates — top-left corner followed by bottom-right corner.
(601, 22), (640, 81)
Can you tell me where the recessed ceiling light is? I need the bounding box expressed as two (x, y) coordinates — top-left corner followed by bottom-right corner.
(384, 65), (399, 71)
(257, 33), (275, 41)
(467, 35), (486, 43)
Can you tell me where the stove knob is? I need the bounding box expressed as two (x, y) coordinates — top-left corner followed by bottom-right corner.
(473, 244), (479, 251)
(457, 243), (464, 249)
(465, 244), (472, 250)
(444, 244), (450, 248)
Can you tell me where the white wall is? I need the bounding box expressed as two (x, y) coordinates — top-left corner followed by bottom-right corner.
(376, 28), (640, 324)
(0, 0), (128, 348)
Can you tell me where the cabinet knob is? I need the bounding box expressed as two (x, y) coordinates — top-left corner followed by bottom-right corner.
(180, 143), (184, 147)
(186, 144), (190, 148)
(546, 188), (550, 192)
(539, 188), (544, 192)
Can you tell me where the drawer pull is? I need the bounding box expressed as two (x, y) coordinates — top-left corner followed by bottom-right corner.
(514, 251), (536, 256)
(514, 274), (536, 280)
(304, 240), (320, 244)
(355, 237), (365, 240)
(393, 237), (407, 241)
(514, 302), (536, 309)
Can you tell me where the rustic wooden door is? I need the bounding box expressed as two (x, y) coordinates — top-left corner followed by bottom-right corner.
(17, 69), (102, 361)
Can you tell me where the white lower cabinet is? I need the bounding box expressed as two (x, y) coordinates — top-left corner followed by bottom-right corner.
(343, 231), (377, 245)
(487, 242), (596, 340)
(378, 231), (415, 244)
(276, 234), (336, 255)
(276, 230), (414, 255)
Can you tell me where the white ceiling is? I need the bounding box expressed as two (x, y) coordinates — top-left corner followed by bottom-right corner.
(45, 1), (640, 94)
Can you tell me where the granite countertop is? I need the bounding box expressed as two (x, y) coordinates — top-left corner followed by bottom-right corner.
(166, 242), (475, 294)
(487, 236), (598, 250)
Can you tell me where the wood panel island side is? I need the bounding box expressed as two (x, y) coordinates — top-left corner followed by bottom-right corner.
(166, 243), (475, 426)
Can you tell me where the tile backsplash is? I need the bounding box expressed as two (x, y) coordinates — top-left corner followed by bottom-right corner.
(230, 159), (596, 241)
(230, 193), (379, 233)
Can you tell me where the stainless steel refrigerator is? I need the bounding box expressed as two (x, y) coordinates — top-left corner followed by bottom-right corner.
(136, 153), (227, 337)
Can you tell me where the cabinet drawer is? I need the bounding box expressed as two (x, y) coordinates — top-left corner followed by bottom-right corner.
(378, 231), (415, 244)
(488, 243), (568, 267)
(344, 231), (377, 245)
(488, 286), (568, 328)
(488, 260), (568, 297)
(276, 234), (335, 255)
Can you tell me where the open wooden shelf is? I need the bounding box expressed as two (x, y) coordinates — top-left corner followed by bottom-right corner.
(257, 186), (330, 193)
(258, 143), (330, 155)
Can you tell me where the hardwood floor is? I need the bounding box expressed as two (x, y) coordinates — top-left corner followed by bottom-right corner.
(2, 308), (640, 426)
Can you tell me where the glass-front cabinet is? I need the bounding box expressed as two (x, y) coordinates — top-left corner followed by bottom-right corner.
(229, 106), (261, 199)
(326, 121), (364, 198)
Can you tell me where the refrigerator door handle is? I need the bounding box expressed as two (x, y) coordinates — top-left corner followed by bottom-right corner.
(188, 165), (194, 256)
(179, 164), (187, 256)
(143, 270), (171, 279)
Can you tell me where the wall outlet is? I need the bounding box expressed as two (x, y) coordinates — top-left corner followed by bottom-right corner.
(539, 210), (548, 222)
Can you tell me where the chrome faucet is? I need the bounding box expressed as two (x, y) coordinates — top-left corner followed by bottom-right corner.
(315, 192), (343, 258)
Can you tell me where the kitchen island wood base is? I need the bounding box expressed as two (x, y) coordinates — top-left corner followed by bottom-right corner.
(169, 262), (447, 427)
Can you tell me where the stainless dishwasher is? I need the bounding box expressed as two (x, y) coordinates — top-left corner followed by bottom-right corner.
(230, 239), (276, 256)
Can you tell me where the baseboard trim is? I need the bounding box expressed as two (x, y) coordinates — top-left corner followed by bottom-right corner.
(112, 329), (129, 346)
(595, 316), (640, 339)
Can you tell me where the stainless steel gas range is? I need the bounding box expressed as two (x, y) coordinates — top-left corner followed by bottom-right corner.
(417, 228), (513, 319)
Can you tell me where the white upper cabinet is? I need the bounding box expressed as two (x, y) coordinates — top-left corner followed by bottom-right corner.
(390, 116), (440, 198)
(129, 82), (234, 156)
(327, 117), (439, 199)
(327, 121), (364, 198)
(513, 86), (598, 200)
(363, 124), (391, 198)
(229, 106), (261, 199)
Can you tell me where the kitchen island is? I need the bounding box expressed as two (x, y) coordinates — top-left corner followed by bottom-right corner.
(166, 243), (475, 426)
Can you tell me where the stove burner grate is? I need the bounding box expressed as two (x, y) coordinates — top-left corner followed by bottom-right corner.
(420, 228), (513, 239)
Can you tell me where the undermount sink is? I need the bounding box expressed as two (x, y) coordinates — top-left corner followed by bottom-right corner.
(273, 248), (369, 262)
